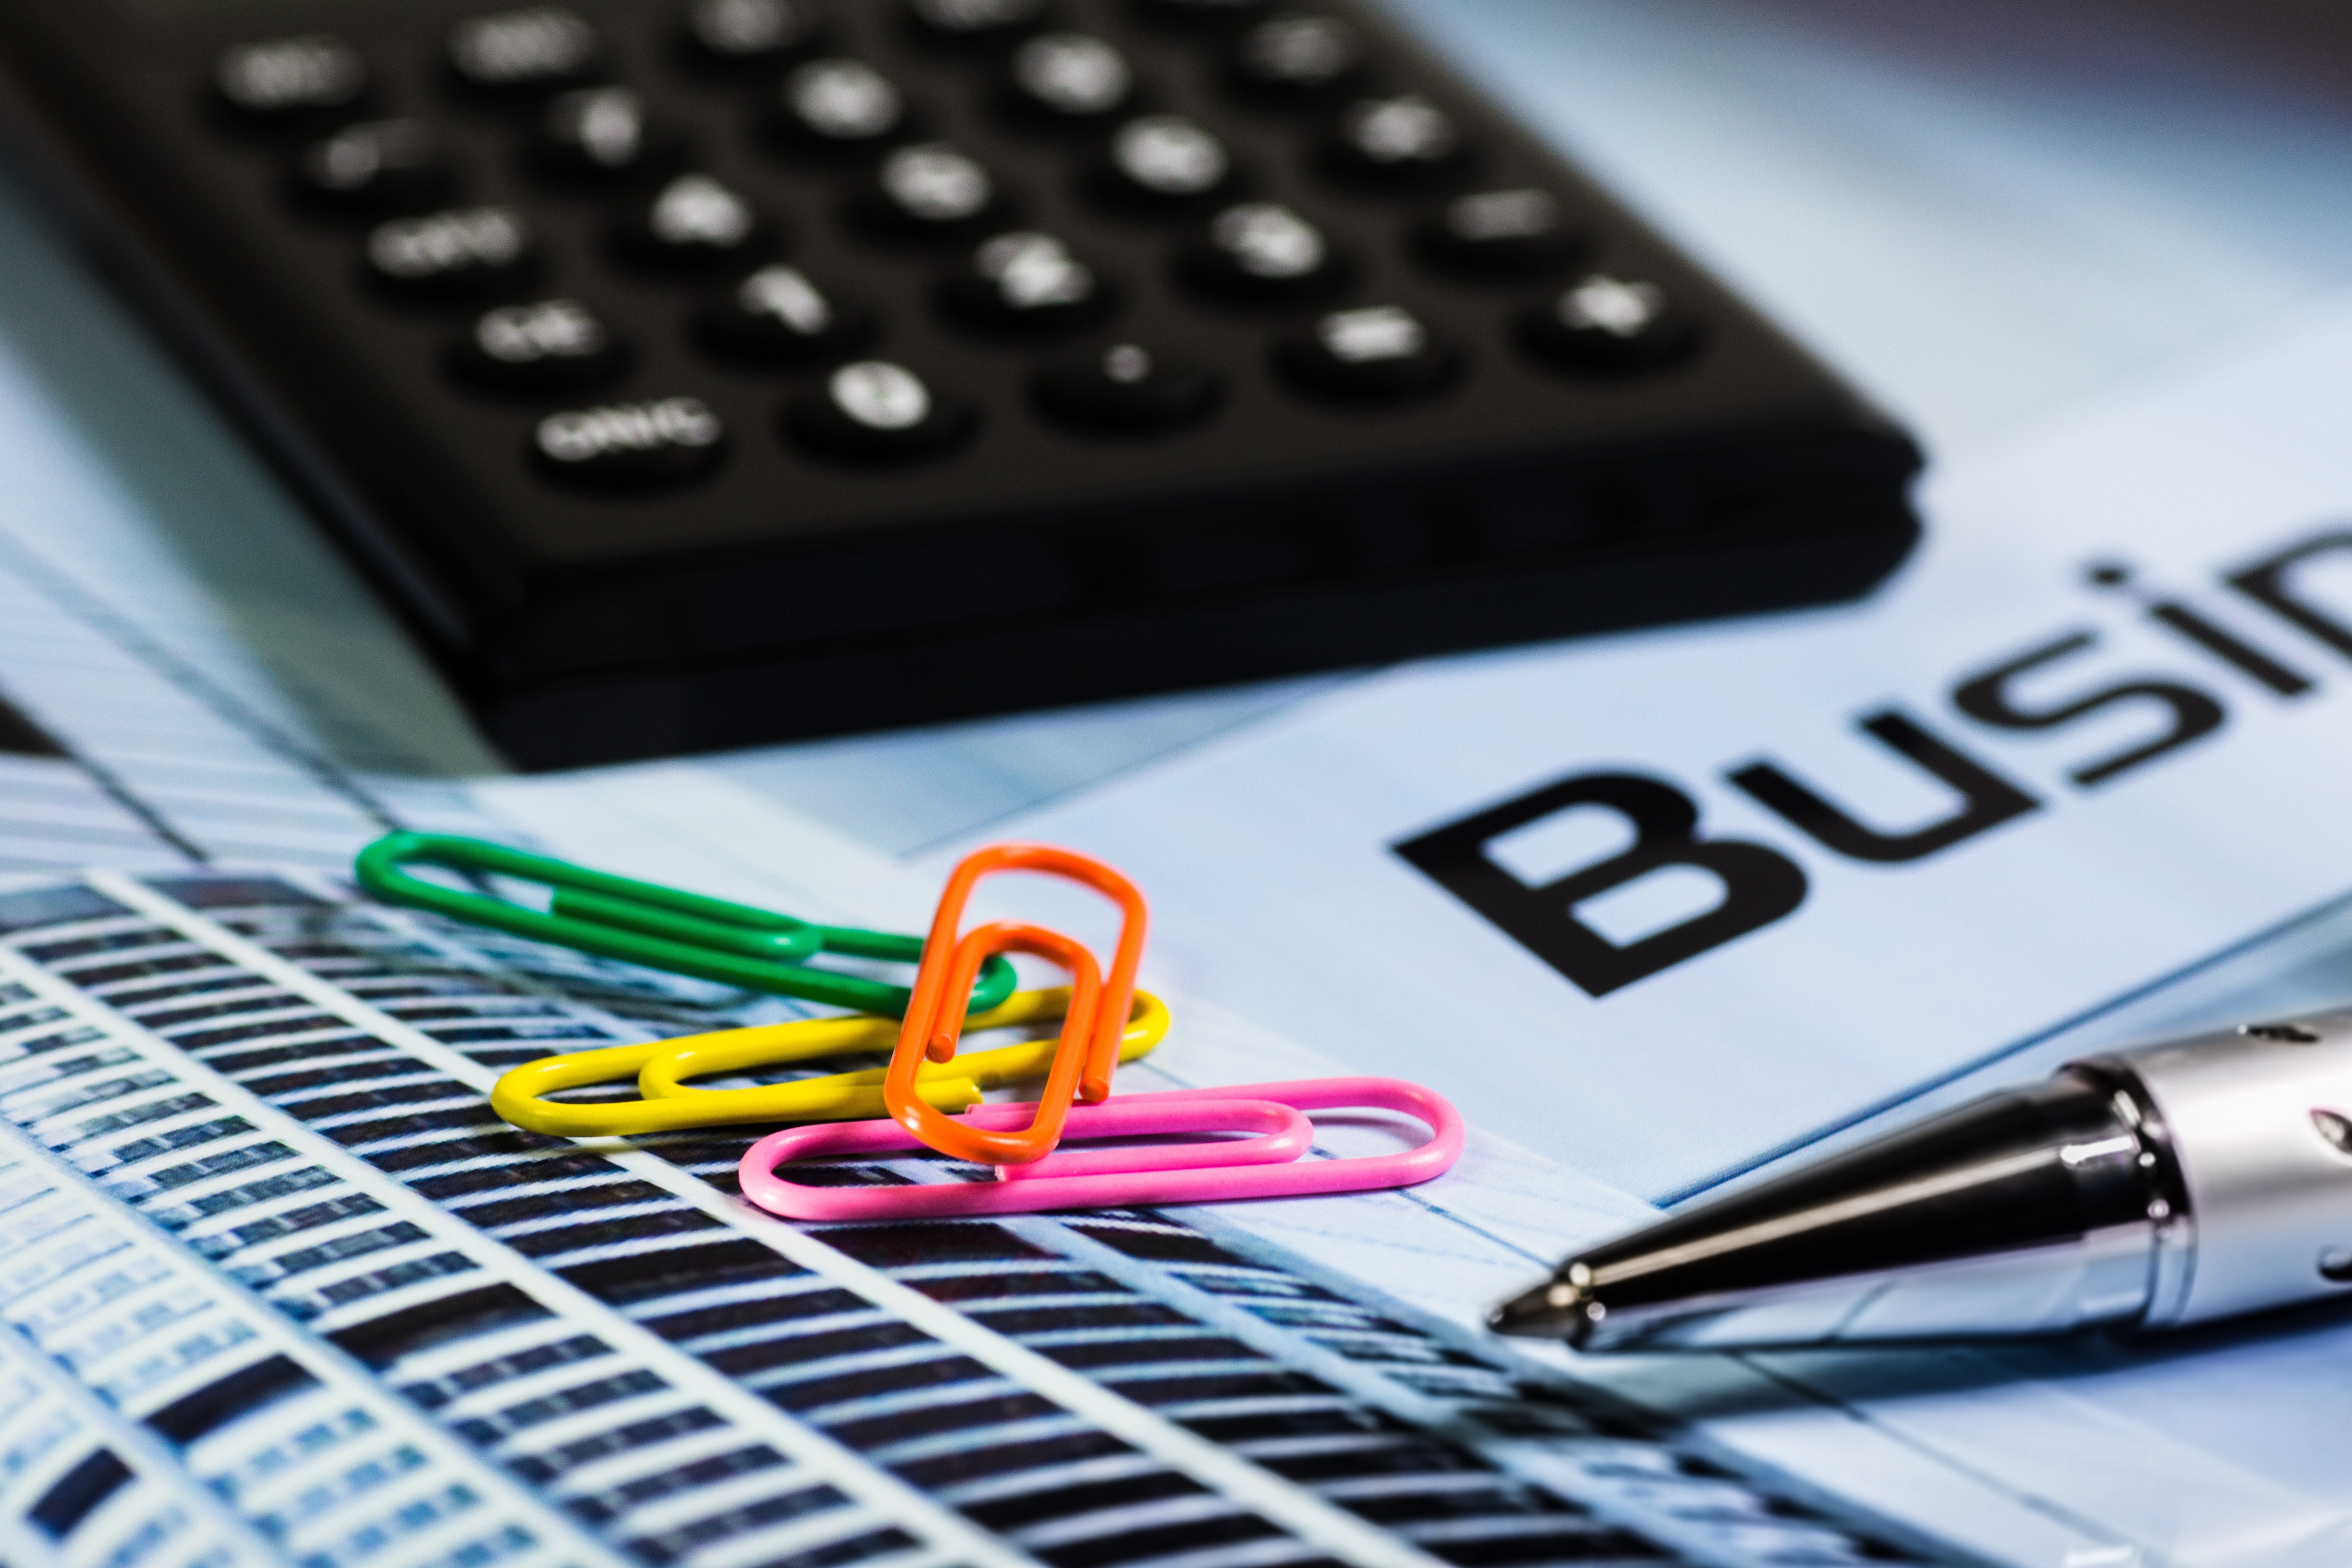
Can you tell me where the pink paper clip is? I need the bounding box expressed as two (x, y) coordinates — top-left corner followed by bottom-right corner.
(736, 1076), (1464, 1222)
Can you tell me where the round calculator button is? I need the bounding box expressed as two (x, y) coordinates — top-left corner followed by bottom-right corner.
(449, 8), (603, 94)
(1035, 342), (1219, 432)
(941, 232), (1115, 334)
(789, 361), (971, 459)
(615, 175), (774, 272)
(451, 299), (628, 391)
(1280, 303), (1457, 398)
(294, 120), (452, 214)
(908, 0), (1051, 42)
(537, 88), (685, 183)
(535, 396), (726, 486)
(216, 35), (368, 124)
(1233, 15), (1364, 100)
(686, 0), (824, 64)
(857, 144), (1006, 238)
(773, 59), (910, 151)
(366, 207), (537, 300)
(1418, 188), (1582, 275)
(1093, 116), (1237, 208)
(1521, 273), (1698, 370)
(698, 264), (872, 363)
(1009, 34), (1134, 122)
(1184, 201), (1344, 300)
(1327, 95), (1465, 183)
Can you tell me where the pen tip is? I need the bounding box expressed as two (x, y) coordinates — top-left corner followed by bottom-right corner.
(1490, 1271), (1597, 1343)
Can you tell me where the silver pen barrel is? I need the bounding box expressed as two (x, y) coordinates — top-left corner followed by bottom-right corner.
(1494, 1011), (2352, 1352)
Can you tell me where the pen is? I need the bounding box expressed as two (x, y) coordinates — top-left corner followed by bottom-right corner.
(1492, 1011), (2352, 1350)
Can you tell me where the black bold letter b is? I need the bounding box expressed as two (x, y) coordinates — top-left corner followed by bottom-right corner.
(1393, 773), (1808, 997)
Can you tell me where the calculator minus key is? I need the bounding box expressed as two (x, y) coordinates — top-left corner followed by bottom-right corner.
(1280, 302), (1457, 398)
(1418, 188), (1583, 275)
(214, 34), (369, 124)
(294, 121), (454, 214)
(788, 361), (971, 458)
(535, 396), (727, 486)
(450, 299), (628, 392)
(366, 207), (537, 299)
(698, 265), (871, 362)
(449, 7), (603, 95)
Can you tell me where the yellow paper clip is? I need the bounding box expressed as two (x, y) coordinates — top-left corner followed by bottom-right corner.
(490, 988), (1170, 1138)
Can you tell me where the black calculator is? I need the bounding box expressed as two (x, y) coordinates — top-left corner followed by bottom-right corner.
(0, 0), (1922, 769)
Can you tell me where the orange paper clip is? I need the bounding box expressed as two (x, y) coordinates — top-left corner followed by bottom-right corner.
(886, 843), (1148, 1167)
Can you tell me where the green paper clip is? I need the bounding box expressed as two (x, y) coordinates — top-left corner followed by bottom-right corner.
(353, 831), (1016, 1016)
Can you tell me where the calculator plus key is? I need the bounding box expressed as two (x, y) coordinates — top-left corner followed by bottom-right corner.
(1282, 303), (1456, 398)
(1420, 188), (1582, 275)
(535, 396), (726, 485)
(1327, 95), (1465, 184)
(615, 175), (772, 272)
(1009, 34), (1135, 123)
(789, 360), (971, 458)
(772, 59), (911, 152)
(1093, 116), (1237, 209)
(1185, 201), (1343, 299)
(1035, 342), (1219, 431)
(858, 143), (1006, 238)
(451, 299), (628, 392)
(294, 122), (452, 214)
(942, 231), (1114, 333)
(686, 0), (825, 66)
(537, 89), (683, 184)
(449, 8), (603, 95)
(1523, 273), (1699, 370)
(366, 207), (536, 300)
(1233, 15), (1365, 101)
(698, 264), (870, 362)
(215, 35), (368, 125)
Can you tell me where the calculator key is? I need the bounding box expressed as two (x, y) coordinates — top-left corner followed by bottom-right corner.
(909, 0), (1052, 42)
(857, 144), (1006, 238)
(615, 175), (774, 272)
(1185, 201), (1343, 300)
(1233, 15), (1364, 100)
(1093, 116), (1236, 208)
(788, 360), (971, 459)
(537, 89), (684, 184)
(1280, 303), (1455, 398)
(686, 0), (825, 65)
(366, 207), (536, 300)
(535, 396), (726, 486)
(294, 121), (452, 214)
(1418, 187), (1581, 275)
(773, 59), (910, 151)
(1035, 342), (1219, 431)
(451, 299), (628, 391)
(697, 264), (871, 362)
(450, 8), (602, 94)
(941, 232), (1114, 333)
(216, 35), (368, 123)
(1009, 34), (1135, 122)
(1521, 273), (1697, 369)
(1327, 95), (1465, 183)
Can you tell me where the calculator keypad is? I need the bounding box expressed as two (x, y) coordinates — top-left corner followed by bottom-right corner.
(218, 0), (1726, 501)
